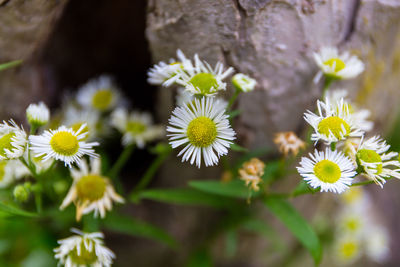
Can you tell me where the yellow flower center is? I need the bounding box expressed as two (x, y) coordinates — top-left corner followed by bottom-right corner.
(71, 122), (90, 140)
(344, 218), (361, 232)
(76, 174), (106, 201)
(324, 58), (346, 72)
(342, 187), (362, 204)
(69, 240), (98, 265)
(189, 73), (218, 95)
(357, 149), (383, 174)
(126, 121), (147, 135)
(318, 116), (350, 139)
(313, 159), (341, 183)
(0, 161), (7, 181)
(339, 241), (358, 260)
(50, 131), (79, 156)
(0, 132), (15, 157)
(187, 116), (217, 147)
(92, 89), (113, 111)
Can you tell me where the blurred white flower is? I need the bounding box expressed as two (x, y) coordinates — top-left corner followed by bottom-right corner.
(26, 102), (50, 127)
(232, 73), (257, 92)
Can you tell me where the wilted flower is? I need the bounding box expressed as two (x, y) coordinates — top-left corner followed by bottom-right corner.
(239, 158), (265, 191)
(274, 131), (305, 157)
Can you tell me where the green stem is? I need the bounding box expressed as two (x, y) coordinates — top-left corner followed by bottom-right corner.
(227, 88), (240, 111)
(108, 144), (135, 179)
(330, 142), (336, 151)
(322, 77), (333, 98)
(129, 149), (171, 201)
(0, 60), (22, 71)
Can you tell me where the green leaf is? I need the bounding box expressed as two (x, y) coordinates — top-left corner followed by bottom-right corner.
(291, 181), (317, 197)
(102, 214), (177, 248)
(264, 198), (322, 265)
(0, 202), (37, 217)
(0, 60), (22, 71)
(230, 143), (248, 152)
(188, 180), (260, 199)
(187, 248), (213, 267)
(136, 188), (233, 208)
(227, 109), (241, 119)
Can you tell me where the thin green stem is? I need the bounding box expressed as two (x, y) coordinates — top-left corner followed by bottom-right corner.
(129, 149), (171, 201)
(227, 88), (240, 111)
(108, 144), (135, 179)
(322, 77), (333, 98)
(330, 142), (336, 151)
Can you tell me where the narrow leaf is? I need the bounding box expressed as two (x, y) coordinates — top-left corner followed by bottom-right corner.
(230, 143), (248, 152)
(137, 188), (233, 208)
(264, 198), (322, 265)
(189, 179), (260, 199)
(102, 214), (177, 248)
(0, 202), (37, 217)
(0, 60), (22, 71)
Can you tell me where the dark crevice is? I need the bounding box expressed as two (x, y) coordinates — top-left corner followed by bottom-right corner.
(0, 0), (11, 7)
(232, 0), (247, 44)
(342, 0), (361, 43)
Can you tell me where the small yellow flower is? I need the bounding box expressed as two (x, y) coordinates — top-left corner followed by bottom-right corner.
(239, 158), (265, 191)
(274, 131), (306, 157)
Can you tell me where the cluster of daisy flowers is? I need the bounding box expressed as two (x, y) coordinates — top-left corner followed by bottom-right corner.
(0, 75), (169, 266)
(297, 46), (400, 194)
(148, 49), (257, 168)
(332, 187), (389, 265)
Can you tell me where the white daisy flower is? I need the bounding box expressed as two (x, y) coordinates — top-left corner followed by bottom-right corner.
(313, 46), (364, 83)
(304, 97), (364, 145)
(365, 226), (390, 263)
(60, 158), (124, 221)
(110, 108), (164, 148)
(326, 89), (373, 132)
(63, 105), (101, 141)
(0, 120), (27, 160)
(175, 53), (234, 97)
(54, 228), (115, 267)
(29, 125), (99, 167)
(348, 136), (400, 187)
(26, 102), (50, 127)
(333, 235), (362, 265)
(76, 75), (121, 112)
(0, 160), (29, 188)
(297, 148), (356, 193)
(232, 73), (257, 92)
(167, 97), (236, 168)
(147, 49), (190, 86)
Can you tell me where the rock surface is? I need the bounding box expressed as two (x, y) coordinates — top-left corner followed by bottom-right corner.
(147, 0), (400, 147)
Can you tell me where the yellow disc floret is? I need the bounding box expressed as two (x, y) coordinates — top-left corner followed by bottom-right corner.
(339, 241), (359, 260)
(356, 149), (383, 174)
(50, 131), (79, 156)
(92, 89), (113, 111)
(76, 174), (106, 201)
(189, 73), (218, 95)
(313, 159), (341, 183)
(126, 121), (147, 135)
(324, 58), (346, 72)
(187, 116), (217, 147)
(318, 116), (350, 139)
(69, 240), (98, 265)
(0, 132), (15, 157)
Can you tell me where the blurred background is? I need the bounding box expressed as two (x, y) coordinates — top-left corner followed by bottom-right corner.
(1, 0), (400, 266)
